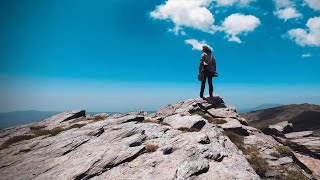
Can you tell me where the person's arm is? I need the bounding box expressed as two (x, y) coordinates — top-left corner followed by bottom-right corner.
(212, 55), (216, 72)
(199, 53), (205, 73)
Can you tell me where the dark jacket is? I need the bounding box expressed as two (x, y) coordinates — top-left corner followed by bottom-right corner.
(199, 52), (216, 74)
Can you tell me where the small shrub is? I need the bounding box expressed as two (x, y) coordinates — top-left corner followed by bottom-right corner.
(278, 170), (308, 180)
(276, 146), (292, 157)
(145, 144), (158, 153)
(143, 118), (170, 126)
(270, 152), (281, 158)
(178, 127), (200, 132)
(29, 125), (46, 130)
(92, 115), (106, 122)
(223, 130), (245, 151)
(67, 124), (86, 129)
(248, 154), (269, 176)
(212, 119), (227, 124)
(242, 145), (259, 156)
(31, 126), (64, 137)
(143, 118), (155, 123)
(0, 135), (35, 150)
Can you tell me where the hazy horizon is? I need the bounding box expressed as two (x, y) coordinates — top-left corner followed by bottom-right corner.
(1, 0), (319, 113)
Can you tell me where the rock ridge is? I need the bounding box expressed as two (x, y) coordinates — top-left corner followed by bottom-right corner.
(0, 95), (318, 180)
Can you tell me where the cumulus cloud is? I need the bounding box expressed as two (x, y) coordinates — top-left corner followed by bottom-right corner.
(273, 0), (301, 21)
(150, 0), (216, 34)
(273, 0), (293, 9)
(305, 0), (320, 11)
(274, 7), (302, 21)
(215, 0), (256, 7)
(301, 53), (312, 58)
(150, 1), (261, 45)
(185, 39), (212, 51)
(221, 13), (261, 43)
(288, 16), (320, 46)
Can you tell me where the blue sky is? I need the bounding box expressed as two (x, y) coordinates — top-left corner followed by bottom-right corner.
(0, 0), (319, 112)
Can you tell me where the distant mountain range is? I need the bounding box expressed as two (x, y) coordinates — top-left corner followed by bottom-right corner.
(0, 110), (155, 129)
(238, 104), (283, 113)
(241, 103), (320, 134)
(0, 110), (60, 129)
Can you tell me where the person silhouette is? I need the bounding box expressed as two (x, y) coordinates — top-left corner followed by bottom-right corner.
(199, 46), (216, 98)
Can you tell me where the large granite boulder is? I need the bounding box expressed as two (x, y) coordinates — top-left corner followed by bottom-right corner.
(0, 96), (261, 180)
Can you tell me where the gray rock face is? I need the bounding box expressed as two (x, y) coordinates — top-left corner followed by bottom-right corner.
(262, 121), (293, 136)
(285, 131), (314, 139)
(269, 121), (293, 134)
(0, 96), (260, 180)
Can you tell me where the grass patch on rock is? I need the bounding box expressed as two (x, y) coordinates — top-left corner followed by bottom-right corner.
(223, 132), (269, 178)
(277, 169), (308, 180)
(223, 130), (245, 151)
(143, 118), (170, 126)
(92, 115), (106, 122)
(29, 125), (46, 130)
(209, 118), (227, 124)
(178, 127), (200, 133)
(0, 135), (35, 150)
(145, 144), (158, 153)
(270, 152), (281, 158)
(275, 145), (292, 157)
(0, 123), (87, 150)
(247, 153), (269, 176)
(32, 124), (86, 137)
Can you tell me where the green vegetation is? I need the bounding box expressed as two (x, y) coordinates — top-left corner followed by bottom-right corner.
(145, 144), (158, 153)
(275, 146), (292, 157)
(0, 135), (35, 150)
(278, 170), (308, 180)
(32, 124), (85, 137)
(223, 130), (269, 177)
(178, 127), (200, 133)
(223, 130), (245, 151)
(143, 118), (170, 126)
(67, 123), (86, 129)
(92, 115), (106, 122)
(143, 118), (155, 123)
(29, 125), (46, 130)
(270, 152), (281, 158)
(0, 123), (87, 150)
(211, 119), (227, 124)
(247, 153), (269, 176)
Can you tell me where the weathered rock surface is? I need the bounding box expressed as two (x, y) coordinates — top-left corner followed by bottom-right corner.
(1, 95), (318, 180)
(262, 121), (293, 137)
(0, 96), (262, 180)
(293, 152), (320, 179)
(285, 131), (314, 139)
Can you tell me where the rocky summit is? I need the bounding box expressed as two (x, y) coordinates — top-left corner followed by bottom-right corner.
(0, 95), (319, 180)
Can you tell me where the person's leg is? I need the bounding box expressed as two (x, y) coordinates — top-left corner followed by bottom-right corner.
(208, 75), (213, 97)
(200, 77), (207, 98)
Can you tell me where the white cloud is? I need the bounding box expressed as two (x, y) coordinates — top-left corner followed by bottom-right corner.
(150, 0), (216, 34)
(215, 0), (256, 7)
(185, 39), (212, 51)
(273, 0), (301, 21)
(274, 7), (302, 21)
(305, 0), (320, 11)
(221, 13), (261, 43)
(273, 0), (293, 9)
(288, 16), (320, 46)
(301, 53), (312, 58)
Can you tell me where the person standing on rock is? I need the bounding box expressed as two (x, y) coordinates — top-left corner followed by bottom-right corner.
(199, 46), (217, 98)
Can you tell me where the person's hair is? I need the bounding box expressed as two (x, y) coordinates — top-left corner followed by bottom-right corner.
(202, 46), (212, 53)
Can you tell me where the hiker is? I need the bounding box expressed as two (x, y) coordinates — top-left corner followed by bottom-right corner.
(199, 46), (217, 98)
